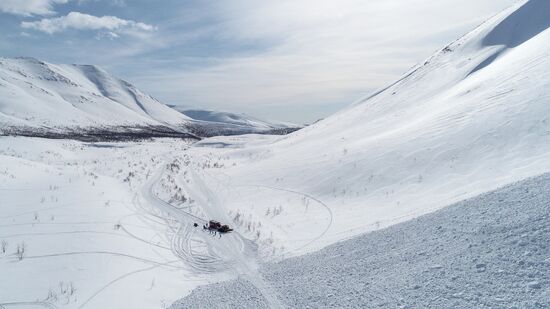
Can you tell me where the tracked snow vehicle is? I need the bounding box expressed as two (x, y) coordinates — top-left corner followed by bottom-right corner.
(207, 220), (233, 233)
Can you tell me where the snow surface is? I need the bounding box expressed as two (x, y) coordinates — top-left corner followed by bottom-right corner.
(0, 138), (211, 308)
(0, 137), (283, 308)
(171, 172), (550, 308)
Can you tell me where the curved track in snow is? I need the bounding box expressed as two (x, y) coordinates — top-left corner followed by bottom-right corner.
(133, 156), (284, 308)
(185, 167), (285, 309)
(77, 260), (181, 309)
(202, 169), (333, 257)
(245, 184), (333, 255)
(0, 302), (57, 309)
(139, 164), (228, 274)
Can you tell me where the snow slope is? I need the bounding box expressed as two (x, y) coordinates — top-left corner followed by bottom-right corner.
(183, 0), (550, 257)
(172, 172), (550, 308)
(0, 57), (191, 134)
(169, 106), (300, 137)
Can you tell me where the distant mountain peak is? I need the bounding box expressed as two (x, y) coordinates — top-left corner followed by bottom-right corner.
(169, 106), (301, 137)
(0, 57), (191, 137)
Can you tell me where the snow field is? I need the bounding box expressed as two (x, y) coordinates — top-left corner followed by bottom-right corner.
(172, 172), (550, 308)
(0, 137), (224, 309)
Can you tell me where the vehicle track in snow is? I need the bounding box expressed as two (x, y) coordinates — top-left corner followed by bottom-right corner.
(24, 251), (182, 269)
(124, 155), (285, 308)
(139, 161), (229, 274)
(77, 260), (181, 309)
(0, 302), (57, 309)
(0, 301), (57, 309)
(202, 169), (334, 257)
(186, 167), (285, 309)
(245, 184), (333, 256)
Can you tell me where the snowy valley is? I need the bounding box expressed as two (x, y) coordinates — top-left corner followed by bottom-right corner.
(1, 0), (550, 308)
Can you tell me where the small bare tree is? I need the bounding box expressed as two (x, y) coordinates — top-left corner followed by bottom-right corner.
(46, 287), (58, 302)
(16, 242), (26, 261)
(69, 281), (76, 296)
(1, 240), (7, 253)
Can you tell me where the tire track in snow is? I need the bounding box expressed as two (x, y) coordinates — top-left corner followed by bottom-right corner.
(118, 225), (172, 251)
(140, 157), (284, 308)
(77, 260), (181, 309)
(0, 302), (57, 309)
(242, 184), (333, 255)
(24, 251), (182, 268)
(140, 161), (229, 274)
(203, 169), (333, 256)
(187, 167), (285, 309)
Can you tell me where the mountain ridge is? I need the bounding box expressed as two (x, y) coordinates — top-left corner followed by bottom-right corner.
(0, 57), (300, 140)
(170, 106), (301, 137)
(0, 56), (194, 140)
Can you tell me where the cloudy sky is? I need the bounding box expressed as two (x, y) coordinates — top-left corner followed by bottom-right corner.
(0, 0), (517, 123)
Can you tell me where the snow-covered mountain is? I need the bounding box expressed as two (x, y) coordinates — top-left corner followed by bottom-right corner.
(0, 57), (194, 138)
(0, 57), (301, 139)
(177, 108), (295, 130)
(170, 106), (300, 136)
(191, 0), (550, 253)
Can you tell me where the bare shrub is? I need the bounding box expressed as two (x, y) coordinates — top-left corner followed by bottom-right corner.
(1, 240), (7, 253)
(16, 242), (26, 261)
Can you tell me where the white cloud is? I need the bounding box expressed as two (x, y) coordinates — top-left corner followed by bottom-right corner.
(95, 31), (119, 40)
(112, 0), (126, 7)
(77, 0), (126, 7)
(21, 12), (155, 35)
(0, 0), (69, 16)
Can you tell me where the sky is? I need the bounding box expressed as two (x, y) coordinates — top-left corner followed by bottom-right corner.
(0, 0), (518, 124)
